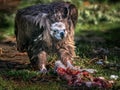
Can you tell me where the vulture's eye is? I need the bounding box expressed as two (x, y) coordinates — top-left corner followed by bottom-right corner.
(54, 30), (57, 33)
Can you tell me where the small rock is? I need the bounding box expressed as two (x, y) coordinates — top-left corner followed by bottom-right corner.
(96, 60), (103, 65)
(110, 75), (118, 80)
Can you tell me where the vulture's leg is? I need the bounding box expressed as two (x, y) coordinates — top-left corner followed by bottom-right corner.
(38, 51), (47, 73)
(58, 49), (75, 69)
(27, 51), (39, 70)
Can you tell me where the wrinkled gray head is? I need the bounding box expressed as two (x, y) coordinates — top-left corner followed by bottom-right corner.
(50, 22), (67, 40)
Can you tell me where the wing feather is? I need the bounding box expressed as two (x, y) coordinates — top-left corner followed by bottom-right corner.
(15, 10), (50, 52)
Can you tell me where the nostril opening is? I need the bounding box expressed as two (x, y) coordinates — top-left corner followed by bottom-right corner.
(60, 32), (64, 39)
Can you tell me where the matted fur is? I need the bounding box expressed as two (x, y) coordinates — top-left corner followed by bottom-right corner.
(15, 1), (78, 70)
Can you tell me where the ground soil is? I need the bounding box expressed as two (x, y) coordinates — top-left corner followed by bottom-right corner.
(0, 36), (30, 70)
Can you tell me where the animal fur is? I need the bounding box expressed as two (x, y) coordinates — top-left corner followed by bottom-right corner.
(15, 1), (78, 71)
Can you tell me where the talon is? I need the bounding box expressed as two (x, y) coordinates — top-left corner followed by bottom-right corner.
(40, 64), (47, 73)
(40, 68), (47, 73)
(67, 60), (74, 69)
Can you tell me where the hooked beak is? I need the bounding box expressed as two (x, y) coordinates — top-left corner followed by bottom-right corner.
(60, 32), (64, 39)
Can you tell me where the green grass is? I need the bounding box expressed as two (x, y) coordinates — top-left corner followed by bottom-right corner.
(2, 70), (39, 81)
(0, 13), (15, 39)
(0, 76), (60, 90)
(75, 22), (120, 35)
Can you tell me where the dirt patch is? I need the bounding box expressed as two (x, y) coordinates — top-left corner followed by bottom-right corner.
(0, 37), (30, 70)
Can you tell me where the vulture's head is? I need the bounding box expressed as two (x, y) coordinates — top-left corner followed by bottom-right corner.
(47, 2), (78, 41)
(50, 22), (67, 40)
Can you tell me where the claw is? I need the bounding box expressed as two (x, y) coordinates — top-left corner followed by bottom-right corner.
(40, 64), (47, 73)
(40, 68), (47, 73)
(66, 60), (74, 69)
